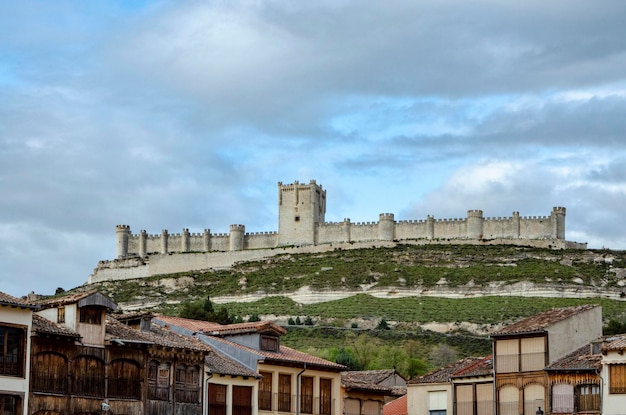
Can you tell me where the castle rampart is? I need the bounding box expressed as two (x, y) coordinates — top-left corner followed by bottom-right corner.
(92, 182), (585, 283)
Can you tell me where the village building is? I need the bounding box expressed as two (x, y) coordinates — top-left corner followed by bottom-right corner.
(407, 356), (493, 415)
(341, 369), (407, 415)
(27, 291), (218, 415)
(406, 305), (604, 415)
(599, 334), (626, 415)
(491, 304), (602, 415)
(544, 342), (602, 414)
(154, 315), (347, 415)
(0, 292), (39, 415)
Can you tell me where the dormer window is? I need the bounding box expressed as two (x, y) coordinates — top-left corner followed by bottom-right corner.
(260, 335), (279, 352)
(79, 306), (102, 325)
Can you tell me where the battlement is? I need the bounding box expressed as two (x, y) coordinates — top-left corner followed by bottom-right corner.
(111, 180), (583, 269)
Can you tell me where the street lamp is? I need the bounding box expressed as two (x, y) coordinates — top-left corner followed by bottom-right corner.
(536, 407), (544, 415)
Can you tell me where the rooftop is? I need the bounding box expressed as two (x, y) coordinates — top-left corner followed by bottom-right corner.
(491, 305), (599, 337)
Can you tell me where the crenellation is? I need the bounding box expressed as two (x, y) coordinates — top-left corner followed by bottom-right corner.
(100, 179), (584, 282)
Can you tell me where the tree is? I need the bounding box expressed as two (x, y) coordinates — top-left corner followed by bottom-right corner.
(335, 347), (360, 370)
(376, 318), (390, 330)
(248, 313), (261, 322)
(352, 334), (379, 370)
(55, 287), (65, 295)
(304, 316), (314, 325)
(179, 300), (209, 320)
(407, 358), (429, 378)
(429, 344), (458, 368)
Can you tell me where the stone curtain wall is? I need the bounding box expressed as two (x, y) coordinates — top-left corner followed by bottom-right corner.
(116, 207), (567, 259)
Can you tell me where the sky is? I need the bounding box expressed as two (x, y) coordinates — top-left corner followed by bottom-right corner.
(1, 0), (626, 298)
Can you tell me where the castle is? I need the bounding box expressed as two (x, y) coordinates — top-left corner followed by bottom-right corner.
(90, 180), (586, 283)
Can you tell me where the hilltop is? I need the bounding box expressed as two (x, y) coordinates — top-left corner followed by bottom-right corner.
(73, 244), (626, 376)
(84, 244), (626, 324)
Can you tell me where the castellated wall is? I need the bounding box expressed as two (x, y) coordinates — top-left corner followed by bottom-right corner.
(95, 181), (580, 283)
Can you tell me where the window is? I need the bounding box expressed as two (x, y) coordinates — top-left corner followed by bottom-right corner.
(108, 359), (141, 399)
(57, 307), (65, 324)
(0, 325), (25, 377)
(209, 384), (227, 415)
(32, 352), (68, 394)
(456, 384), (473, 415)
(259, 372), (272, 410)
(551, 384), (573, 413)
(301, 376), (313, 414)
(72, 356), (104, 397)
(577, 384), (599, 412)
(148, 360), (171, 401)
(260, 335), (279, 352)
(233, 385), (253, 415)
(498, 385), (518, 415)
(520, 337), (545, 371)
(0, 395), (18, 415)
(610, 364), (626, 394)
(496, 339), (519, 373)
(522, 384), (544, 415)
(320, 378), (332, 415)
(429, 390), (447, 415)
(175, 364), (200, 403)
(278, 374), (291, 412)
(79, 306), (102, 324)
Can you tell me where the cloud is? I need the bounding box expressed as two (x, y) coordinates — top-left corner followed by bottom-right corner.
(1, 0), (626, 296)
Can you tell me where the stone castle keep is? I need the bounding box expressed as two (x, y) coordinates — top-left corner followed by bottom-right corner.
(91, 180), (585, 283)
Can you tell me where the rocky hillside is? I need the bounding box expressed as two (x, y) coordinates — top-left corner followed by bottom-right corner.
(81, 244), (626, 328)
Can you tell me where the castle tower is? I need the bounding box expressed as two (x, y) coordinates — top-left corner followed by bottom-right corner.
(278, 180), (326, 246)
(116, 225), (130, 258)
(378, 213), (395, 241)
(230, 224), (245, 251)
(467, 210), (484, 239)
(552, 207), (566, 240)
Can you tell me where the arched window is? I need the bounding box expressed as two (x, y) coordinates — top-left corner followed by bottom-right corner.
(148, 360), (171, 401)
(32, 352), (68, 394)
(72, 356), (104, 397)
(523, 384), (544, 415)
(108, 359), (141, 399)
(498, 385), (519, 415)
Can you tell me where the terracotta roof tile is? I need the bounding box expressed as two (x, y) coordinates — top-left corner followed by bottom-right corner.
(383, 395), (407, 415)
(206, 350), (260, 378)
(32, 314), (81, 338)
(602, 335), (626, 352)
(0, 291), (39, 309)
(156, 315), (286, 336)
(341, 370), (406, 395)
(408, 357), (487, 384)
(452, 355), (493, 378)
(492, 305), (599, 337)
(546, 344), (601, 371)
(206, 335), (346, 371)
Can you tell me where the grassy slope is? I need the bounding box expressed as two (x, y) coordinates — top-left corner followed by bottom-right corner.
(84, 244), (626, 375)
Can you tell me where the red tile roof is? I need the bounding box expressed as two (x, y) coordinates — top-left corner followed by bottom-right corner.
(205, 335), (346, 371)
(383, 395), (407, 415)
(342, 370), (406, 395)
(156, 315), (286, 336)
(491, 305), (599, 337)
(602, 335), (626, 352)
(32, 314), (81, 338)
(0, 291), (39, 309)
(408, 357), (488, 384)
(545, 344), (601, 371)
(452, 355), (493, 378)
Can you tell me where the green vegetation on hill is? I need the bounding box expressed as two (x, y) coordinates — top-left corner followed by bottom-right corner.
(84, 244), (626, 377)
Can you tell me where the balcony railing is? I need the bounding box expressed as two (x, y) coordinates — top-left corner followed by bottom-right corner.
(259, 393), (335, 415)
